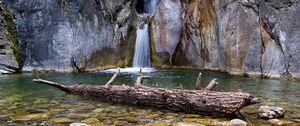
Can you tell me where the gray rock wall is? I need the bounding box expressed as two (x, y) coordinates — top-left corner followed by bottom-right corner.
(1, 0), (300, 79)
(0, 1), (19, 74)
(2, 0), (137, 72)
(151, 0), (300, 79)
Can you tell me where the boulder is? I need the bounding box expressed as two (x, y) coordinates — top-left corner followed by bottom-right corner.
(258, 106), (285, 119)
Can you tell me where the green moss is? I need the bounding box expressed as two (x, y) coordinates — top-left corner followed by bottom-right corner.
(116, 25), (136, 68)
(3, 9), (24, 68)
(149, 21), (164, 68)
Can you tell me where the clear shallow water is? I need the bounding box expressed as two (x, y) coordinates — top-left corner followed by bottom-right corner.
(0, 69), (299, 126)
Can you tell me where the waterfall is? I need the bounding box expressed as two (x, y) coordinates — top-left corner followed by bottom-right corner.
(133, 24), (151, 68)
(131, 0), (161, 68)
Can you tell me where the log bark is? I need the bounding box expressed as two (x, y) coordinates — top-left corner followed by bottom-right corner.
(32, 79), (258, 117)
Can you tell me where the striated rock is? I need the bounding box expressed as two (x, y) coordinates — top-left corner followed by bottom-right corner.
(151, 0), (182, 66)
(3, 0), (136, 72)
(0, 2), (19, 74)
(258, 106), (285, 119)
(215, 0), (262, 76)
(1, 0), (300, 79)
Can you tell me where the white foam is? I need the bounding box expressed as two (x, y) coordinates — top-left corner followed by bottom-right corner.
(101, 67), (156, 74)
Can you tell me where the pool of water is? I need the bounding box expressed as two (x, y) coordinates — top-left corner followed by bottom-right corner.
(0, 69), (299, 125)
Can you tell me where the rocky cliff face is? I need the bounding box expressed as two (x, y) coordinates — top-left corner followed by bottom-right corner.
(1, 0), (300, 79)
(1, 0), (137, 72)
(0, 1), (19, 74)
(151, 0), (300, 79)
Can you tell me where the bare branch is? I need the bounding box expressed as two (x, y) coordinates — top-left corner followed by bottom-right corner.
(195, 72), (202, 90)
(205, 78), (218, 91)
(105, 67), (120, 87)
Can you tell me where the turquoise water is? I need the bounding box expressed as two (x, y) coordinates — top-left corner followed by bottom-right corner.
(0, 69), (299, 125)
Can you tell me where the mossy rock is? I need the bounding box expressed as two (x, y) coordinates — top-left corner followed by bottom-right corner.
(66, 113), (90, 119)
(50, 117), (72, 124)
(183, 118), (215, 125)
(3, 8), (24, 68)
(81, 118), (100, 124)
(144, 121), (172, 126)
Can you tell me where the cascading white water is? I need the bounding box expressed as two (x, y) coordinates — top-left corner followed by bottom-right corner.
(133, 24), (151, 68)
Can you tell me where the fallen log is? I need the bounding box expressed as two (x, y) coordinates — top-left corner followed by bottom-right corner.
(32, 71), (259, 117)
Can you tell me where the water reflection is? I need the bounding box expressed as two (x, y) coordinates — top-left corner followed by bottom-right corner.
(0, 69), (299, 125)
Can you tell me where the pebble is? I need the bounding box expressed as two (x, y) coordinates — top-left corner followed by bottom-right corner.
(70, 122), (90, 126)
(177, 122), (205, 126)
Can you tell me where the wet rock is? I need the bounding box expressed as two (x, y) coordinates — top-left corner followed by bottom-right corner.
(176, 122), (205, 126)
(183, 118), (214, 125)
(11, 113), (49, 121)
(124, 117), (139, 123)
(259, 106), (285, 119)
(228, 119), (247, 126)
(70, 122), (90, 126)
(144, 121), (172, 126)
(184, 114), (201, 118)
(0, 114), (10, 119)
(268, 119), (293, 126)
(70, 105), (96, 113)
(50, 108), (65, 113)
(214, 119), (247, 126)
(0, 3), (19, 74)
(93, 108), (104, 113)
(50, 117), (72, 124)
(81, 118), (100, 124)
(66, 113), (90, 119)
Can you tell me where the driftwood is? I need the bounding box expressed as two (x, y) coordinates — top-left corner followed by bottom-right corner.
(32, 70), (259, 117)
(195, 73), (202, 90)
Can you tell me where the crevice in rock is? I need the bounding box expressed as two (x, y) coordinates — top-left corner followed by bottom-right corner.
(136, 0), (160, 14)
(70, 57), (82, 73)
(238, 2), (259, 14)
(258, 5), (293, 79)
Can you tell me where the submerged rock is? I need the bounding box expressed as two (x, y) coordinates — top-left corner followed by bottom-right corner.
(215, 119), (247, 126)
(81, 118), (100, 124)
(176, 122), (205, 126)
(268, 119), (293, 126)
(50, 117), (72, 124)
(66, 113), (90, 119)
(70, 122), (90, 126)
(144, 121), (172, 126)
(70, 105), (96, 113)
(259, 106), (285, 119)
(182, 118), (215, 125)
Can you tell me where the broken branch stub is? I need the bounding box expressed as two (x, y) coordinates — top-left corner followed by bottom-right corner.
(205, 78), (218, 91)
(105, 67), (120, 87)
